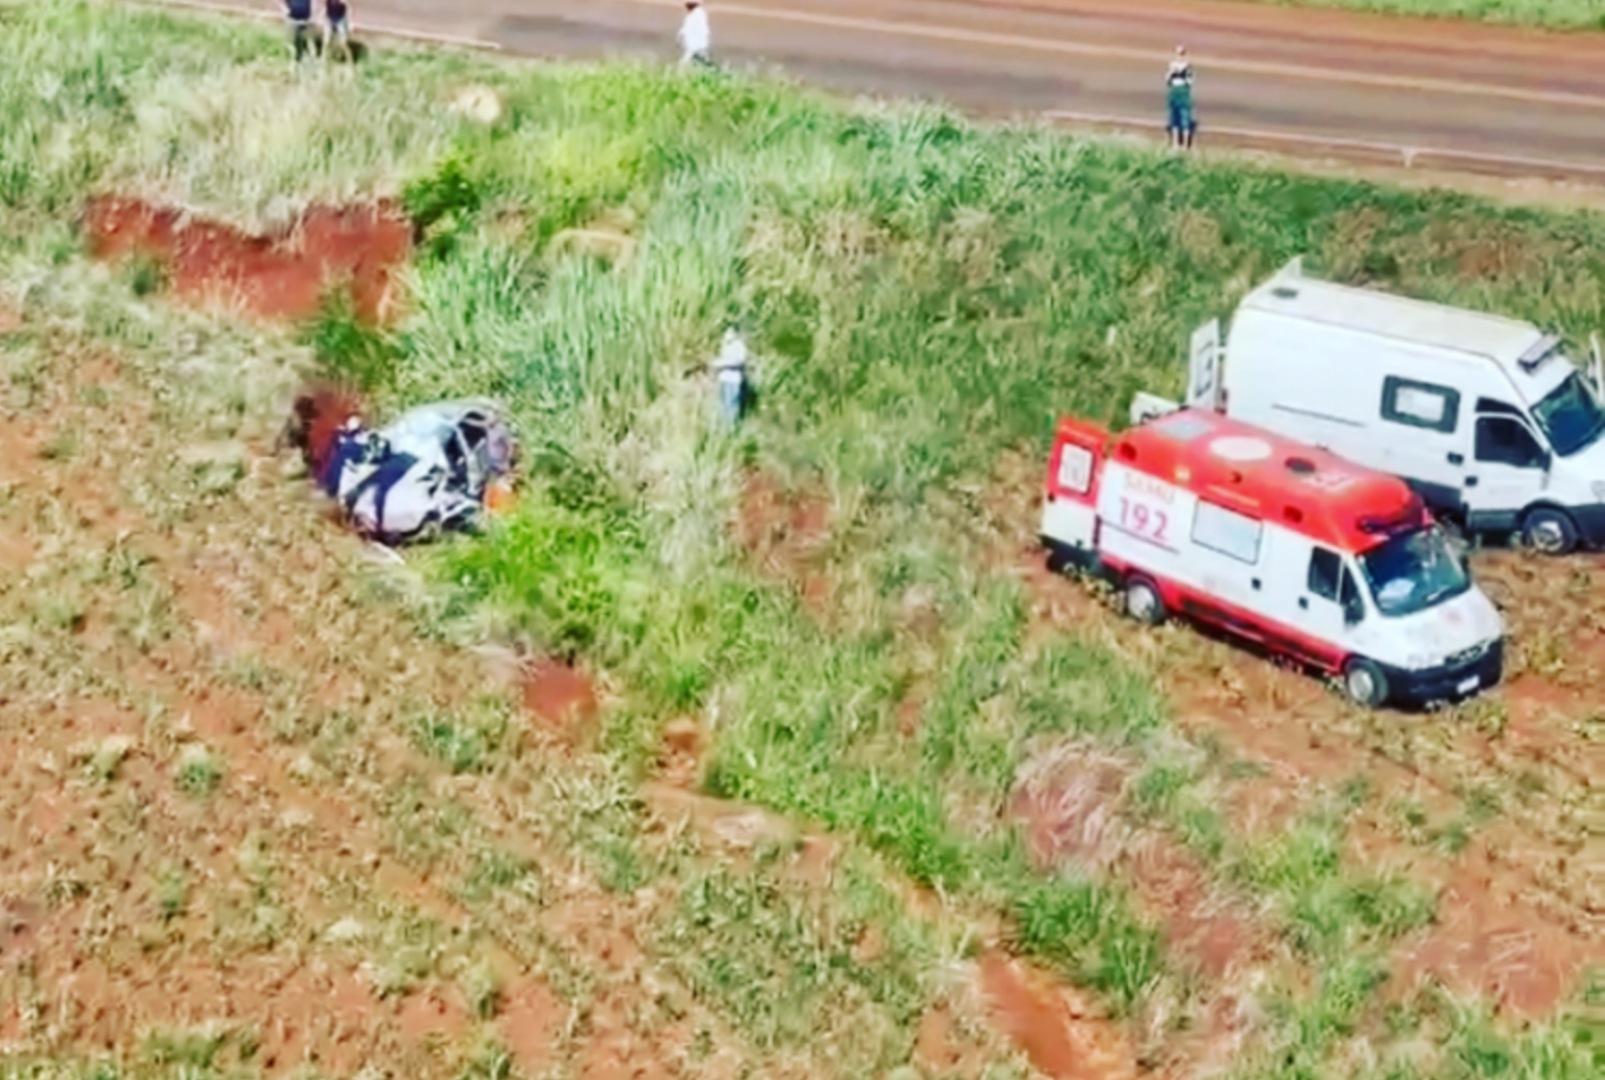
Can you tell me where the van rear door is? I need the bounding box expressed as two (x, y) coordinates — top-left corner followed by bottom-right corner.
(1187, 319), (1224, 412)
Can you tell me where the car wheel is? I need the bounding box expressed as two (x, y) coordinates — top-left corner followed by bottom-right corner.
(1343, 657), (1390, 709)
(1520, 508), (1579, 556)
(1124, 576), (1167, 627)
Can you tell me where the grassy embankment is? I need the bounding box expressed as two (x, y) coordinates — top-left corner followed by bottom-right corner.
(1249, 0), (1605, 31)
(2, 1), (1602, 1076)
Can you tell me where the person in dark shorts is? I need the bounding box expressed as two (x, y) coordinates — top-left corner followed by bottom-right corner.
(324, 0), (354, 63)
(1166, 45), (1196, 151)
(284, 0), (314, 63)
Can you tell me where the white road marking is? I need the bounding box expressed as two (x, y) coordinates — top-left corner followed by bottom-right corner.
(1044, 108), (1605, 178)
(613, 0), (1605, 111)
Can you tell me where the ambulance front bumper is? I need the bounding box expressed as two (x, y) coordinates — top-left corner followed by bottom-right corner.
(1381, 639), (1504, 704)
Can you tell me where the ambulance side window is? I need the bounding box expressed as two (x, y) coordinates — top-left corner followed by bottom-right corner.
(1308, 548), (1343, 601)
(1191, 501), (1263, 564)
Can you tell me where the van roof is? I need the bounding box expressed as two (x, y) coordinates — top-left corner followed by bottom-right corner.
(1241, 270), (1543, 369)
(1112, 409), (1427, 553)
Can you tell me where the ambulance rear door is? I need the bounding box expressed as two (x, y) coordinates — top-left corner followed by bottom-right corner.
(1041, 419), (1108, 561)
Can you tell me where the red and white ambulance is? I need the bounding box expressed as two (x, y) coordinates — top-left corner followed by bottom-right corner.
(1040, 408), (1504, 706)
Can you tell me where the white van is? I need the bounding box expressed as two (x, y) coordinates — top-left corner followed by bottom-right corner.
(1184, 259), (1605, 554)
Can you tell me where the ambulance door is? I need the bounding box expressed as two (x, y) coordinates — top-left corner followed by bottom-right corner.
(1041, 419), (1107, 562)
(1299, 544), (1361, 669)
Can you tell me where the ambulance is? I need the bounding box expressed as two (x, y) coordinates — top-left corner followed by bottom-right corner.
(1040, 408), (1505, 707)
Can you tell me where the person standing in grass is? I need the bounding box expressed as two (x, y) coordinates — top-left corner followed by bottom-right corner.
(1166, 45), (1197, 151)
(679, 0), (712, 67)
(711, 327), (750, 427)
(324, 0), (354, 63)
(284, 0), (315, 64)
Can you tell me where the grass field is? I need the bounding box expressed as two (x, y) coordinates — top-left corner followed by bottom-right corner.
(1248, 0), (1605, 31)
(2, 1), (1603, 1076)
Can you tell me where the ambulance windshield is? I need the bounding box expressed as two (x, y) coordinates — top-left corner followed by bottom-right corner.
(1359, 526), (1470, 618)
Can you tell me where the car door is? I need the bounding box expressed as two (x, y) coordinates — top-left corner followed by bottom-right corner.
(1465, 409), (1550, 530)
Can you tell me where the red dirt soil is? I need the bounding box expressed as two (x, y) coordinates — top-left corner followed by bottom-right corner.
(735, 470), (833, 614)
(979, 951), (1137, 1080)
(83, 196), (410, 322)
(521, 657), (601, 732)
(1011, 748), (1261, 983)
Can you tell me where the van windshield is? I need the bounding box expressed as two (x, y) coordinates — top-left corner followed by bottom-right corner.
(1533, 372), (1605, 457)
(1359, 526), (1470, 618)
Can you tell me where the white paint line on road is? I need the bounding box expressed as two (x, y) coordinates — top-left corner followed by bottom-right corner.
(132, 0), (503, 51)
(616, 0), (1605, 112)
(1044, 108), (1605, 178)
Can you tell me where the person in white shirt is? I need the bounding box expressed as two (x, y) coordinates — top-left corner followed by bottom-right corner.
(711, 327), (750, 426)
(1165, 45), (1197, 150)
(678, 0), (712, 67)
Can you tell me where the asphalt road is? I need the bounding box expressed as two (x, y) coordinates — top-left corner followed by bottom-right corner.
(169, 0), (1605, 181)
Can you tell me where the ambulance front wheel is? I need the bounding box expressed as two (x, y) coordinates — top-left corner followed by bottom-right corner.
(1123, 576), (1167, 627)
(1343, 658), (1390, 709)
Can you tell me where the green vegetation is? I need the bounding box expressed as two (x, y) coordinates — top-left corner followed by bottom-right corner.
(1261, 0), (1604, 31)
(3, 1), (1602, 1075)
(1249, 0), (1605, 31)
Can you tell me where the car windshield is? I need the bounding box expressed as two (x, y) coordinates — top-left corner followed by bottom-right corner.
(1532, 372), (1605, 457)
(1359, 526), (1470, 618)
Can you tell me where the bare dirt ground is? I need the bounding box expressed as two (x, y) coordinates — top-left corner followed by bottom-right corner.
(0, 289), (1027, 1074)
(83, 198), (410, 323)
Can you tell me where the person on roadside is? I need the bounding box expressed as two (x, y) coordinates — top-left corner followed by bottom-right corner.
(324, 0), (354, 63)
(284, 0), (315, 64)
(1166, 45), (1197, 151)
(678, 0), (712, 68)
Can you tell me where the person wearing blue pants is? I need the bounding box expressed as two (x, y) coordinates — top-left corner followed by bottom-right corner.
(711, 328), (750, 427)
(284, 0), (314, 64)
(1166, 46), (1197, 151)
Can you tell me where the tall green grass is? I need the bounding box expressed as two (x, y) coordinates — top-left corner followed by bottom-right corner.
(4, 1), (1604, 1074)
(1248, 0), (1605, 31)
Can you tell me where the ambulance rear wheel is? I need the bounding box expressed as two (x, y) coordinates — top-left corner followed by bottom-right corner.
(1123, 577), (1167, 627)
(1520, 508), (1578, 556)
(1343, 658), (1390, 709)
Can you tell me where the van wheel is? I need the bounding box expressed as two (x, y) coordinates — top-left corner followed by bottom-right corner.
(1123, 577), (1167, 627)
(1520, 508), (1579, 556)
(1343, 658), (1390, 709)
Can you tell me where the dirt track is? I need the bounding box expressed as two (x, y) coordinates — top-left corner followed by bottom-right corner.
(166, 0), (1605, 181)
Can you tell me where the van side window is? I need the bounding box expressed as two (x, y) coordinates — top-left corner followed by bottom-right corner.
(1191, 501), (1263, 564)
(1308, 548), (1342, 601)
(1382, 377), (1460, 434)
(1475, 416), (1546, 468)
